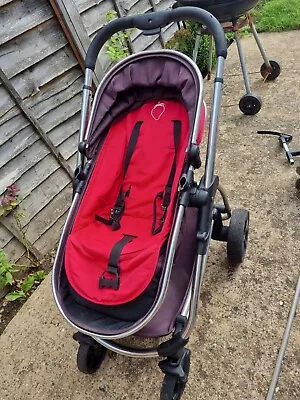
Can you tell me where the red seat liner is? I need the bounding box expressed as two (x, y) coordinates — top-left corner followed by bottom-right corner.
(65, 100), (204, 305)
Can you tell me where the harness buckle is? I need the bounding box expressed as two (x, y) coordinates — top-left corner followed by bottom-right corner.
(99, 269), (120, 290)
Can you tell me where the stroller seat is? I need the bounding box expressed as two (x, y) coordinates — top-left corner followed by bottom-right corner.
(66, 100), (193, 312)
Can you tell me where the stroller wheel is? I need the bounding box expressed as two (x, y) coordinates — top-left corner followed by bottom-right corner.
(160, 349), (191, 400)
(227, 209), (249, 268)
(260, 60), (281, 81)
(76, 341), (106, 374)
(239, 93), (262, 115)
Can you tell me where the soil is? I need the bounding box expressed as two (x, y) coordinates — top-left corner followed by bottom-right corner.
(0, 299), (24, 335)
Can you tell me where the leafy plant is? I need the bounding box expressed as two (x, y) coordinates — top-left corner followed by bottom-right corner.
(0, 249), (15, 288)
(5, 270), (46, 302)
(0, 248), (45, 302)
(166, 21), (217, 74)
(105, 10), (131, 62)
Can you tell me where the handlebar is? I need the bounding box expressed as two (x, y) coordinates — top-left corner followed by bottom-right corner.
(85, 6), (227, 71)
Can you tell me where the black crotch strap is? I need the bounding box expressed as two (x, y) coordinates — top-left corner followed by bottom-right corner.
(99, 235), (136, 290)
(95, 121), (143, 230)
(152, 120), (181, 235)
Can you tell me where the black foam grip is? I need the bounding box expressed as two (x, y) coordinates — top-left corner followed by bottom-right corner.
(85, 7), (227, 71)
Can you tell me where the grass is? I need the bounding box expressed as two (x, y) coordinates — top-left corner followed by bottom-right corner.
(253, 0), (300, 32)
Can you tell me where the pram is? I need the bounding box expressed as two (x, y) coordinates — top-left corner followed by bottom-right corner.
(52, 7), (250, 399)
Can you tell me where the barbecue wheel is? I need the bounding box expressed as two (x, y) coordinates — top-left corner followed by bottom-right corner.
(76, 341), (106, 374)
(239, 93), (262, 115)
(160, 350), (191, 400)
(227, 209), (249, 268)
(260, 60), (281, 81)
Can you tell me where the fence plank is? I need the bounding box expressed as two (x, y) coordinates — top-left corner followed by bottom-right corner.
(81, 0), (114, 37)
(47, 111), (80, 148)
(0, 68), (82, 150)
(39, 93), (82, 133)
(162, 22), (178, 43)
(0, 112), (29, 147)
(0, 0), (53, 46)
(0, 0), (14, 7)
(0, 104), (19, 126)
(50, 0), (104, 82)
(9, 154), (63, 200)
(9, 46), (78, 101)
(132, 32), (157, 52)
(0, 217), (43, 260)
(72, 0), (101, 14)
(0, 224), (13, 249)
(3, 170), (70, 228)
(0, 140), (49, 196)
(0, 67), (73, 178)
(33, 210), (69, 254)
(0, 85), (16, 119)
(0, 126), (38, 170)
(25, 67), (82, 116)
(0, 18), (67, 79)
(67, 152), (77, 170)
(2, 237), (26, 263)
(58, 132), (78, 160)
(25, 185), (71, 244)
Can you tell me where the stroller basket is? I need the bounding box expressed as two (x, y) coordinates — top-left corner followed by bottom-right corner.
(52, 7), (249, 400)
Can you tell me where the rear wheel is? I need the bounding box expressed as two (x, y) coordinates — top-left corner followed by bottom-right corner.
(227, 209), (249, 268)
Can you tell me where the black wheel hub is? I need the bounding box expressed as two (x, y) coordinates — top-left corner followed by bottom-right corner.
(260, 60), (281, 81)
(239, 93), (262, 115)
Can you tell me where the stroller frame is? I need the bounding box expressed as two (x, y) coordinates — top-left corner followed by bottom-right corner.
(52, 6), (249, 399)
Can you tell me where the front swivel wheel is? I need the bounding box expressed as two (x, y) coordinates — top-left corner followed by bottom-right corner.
(73, 332), (106, 374)
(160, 349), (191, 400)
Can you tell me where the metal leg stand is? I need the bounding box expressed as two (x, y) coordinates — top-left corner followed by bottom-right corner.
(207, 35), (213, 80)
(247, 14), (271, 68)
(247, 13), (281, 81)
(193, 26), (201, 63)
(234, 30), (251, 94)
(235, 27), (262, 115)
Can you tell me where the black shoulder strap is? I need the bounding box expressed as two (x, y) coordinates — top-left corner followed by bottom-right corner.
(162, 120), (181, 209)
(123, 121), (143, 177)
(99, 234), (136, 290)
(152, 120), (181, 235)
(95, 121), (143, 230)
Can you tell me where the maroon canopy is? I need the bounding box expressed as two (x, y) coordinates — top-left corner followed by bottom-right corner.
(86, 51), (202, 159)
